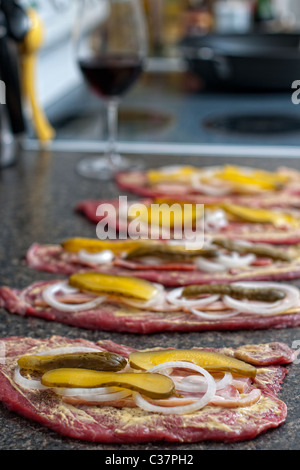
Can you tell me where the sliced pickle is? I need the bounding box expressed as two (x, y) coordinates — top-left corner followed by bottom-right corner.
(125, 245), (217, 261)
(213, 239), (291, 262)
(61, 238), (156, 255)
(69, 272), (159, 301)
(18, 352), (127, 373)
(41, 369), (175, 399)
(221, 203), (297, 227)
(182, 284), (285, 303)
(129, 350), (257, 377)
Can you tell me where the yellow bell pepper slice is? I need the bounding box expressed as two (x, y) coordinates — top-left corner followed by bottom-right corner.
(214, 165), (289, 190)
(221, 203), (297, 227)
(128, 202), (203, 229)
(147, 166), (195, 185)
(62, 238), (157, 255)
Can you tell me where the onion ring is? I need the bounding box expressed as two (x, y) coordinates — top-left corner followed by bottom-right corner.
(195, 257), (227, 273)
(133, 361), (216, 414)
(223, 281), (300, 316)
(204, 209), (228, 232)
(217, 252), (255, 268)
(36, 346), (102, 356)
(166, 287), (219, 308)
(14, 366), (48, 391)
(178, 372), (232, 393)
(56, 388), (132, 402)
(78, 249), (114, 265)
(42, 281), (106, 312)
(191, 174), (231, 196)
(189, 308), (241, 320)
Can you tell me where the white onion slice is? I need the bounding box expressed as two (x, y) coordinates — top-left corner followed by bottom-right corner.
(204, 209), (228, 232)
(217, 252), (255, 268)
(56, 388), (131, 402)
(178, 372), (232, 393)
(134, 361), (216, 414)
(195, 257), (227, 273)
(42, 281), (106, 312)
(211, 372), (233, 390)
(191, 174), (230, 196)
(78, 249), (114, 265)
(190, 308), (241, 320)
(137, 257), (164, 266)
(36, 346), (102, 356)
(14, 366), (48, 391)
(166, 287), (219, 308)
(223, 281), (300, 316)
(54, 386), (119, 397)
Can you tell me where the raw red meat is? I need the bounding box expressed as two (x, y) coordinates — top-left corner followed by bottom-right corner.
(115, 168), (300, 208)
(76, 198), (152, 236)
(0, 336), (295, 443)
(26, 242), (300, 287)
(1, 280), (300, 333)
(76, 198), (300, 245)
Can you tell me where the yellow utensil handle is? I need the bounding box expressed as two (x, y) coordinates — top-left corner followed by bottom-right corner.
(22, 53), (55, 144)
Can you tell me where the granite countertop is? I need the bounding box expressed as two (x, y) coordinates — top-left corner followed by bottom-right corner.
(0, 149), (300, 450)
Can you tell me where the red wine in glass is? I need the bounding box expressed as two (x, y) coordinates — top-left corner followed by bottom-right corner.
(79, 55), (144, 98)
(74, 0), (148, 180)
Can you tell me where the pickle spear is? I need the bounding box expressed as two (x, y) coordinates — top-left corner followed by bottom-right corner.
(69, 272), (159, 301)
(125, 245), (217, 261)
(213, 239), (291, 262)
(41, 369), (175, 399)
(18, 352), (127, 373)
(182, 284), (285, 303)
(129, 350), (257, 377)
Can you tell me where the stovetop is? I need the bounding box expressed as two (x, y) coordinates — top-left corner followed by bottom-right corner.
(27, 70), (300, 157)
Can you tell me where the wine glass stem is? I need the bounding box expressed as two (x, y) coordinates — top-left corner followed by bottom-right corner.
(107, 98), (121, 167)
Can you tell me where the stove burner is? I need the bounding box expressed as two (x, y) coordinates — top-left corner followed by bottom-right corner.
(203, 114), (300, 135)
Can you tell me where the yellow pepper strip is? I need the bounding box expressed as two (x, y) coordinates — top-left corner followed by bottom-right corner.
(129, 349), (257, 378)
(214, 165), (289, 190)
(147, 164), (290, 191)
(61, 238), (157, 255)
(69, 272), (159, 301)
(147, 166), (195, 185)
(221, 203), (298, 227)
(41, 369), (175, 399)
(128, 202), (203, 229)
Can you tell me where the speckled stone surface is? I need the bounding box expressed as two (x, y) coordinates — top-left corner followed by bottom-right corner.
(0, 149), (300, 450)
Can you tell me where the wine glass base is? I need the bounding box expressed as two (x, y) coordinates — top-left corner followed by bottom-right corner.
(76, 155), (143, 180)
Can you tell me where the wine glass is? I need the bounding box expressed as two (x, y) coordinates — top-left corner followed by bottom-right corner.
(74, 0), (148, 180)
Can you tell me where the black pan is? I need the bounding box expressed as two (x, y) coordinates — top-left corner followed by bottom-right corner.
(179, 33), (300, 91)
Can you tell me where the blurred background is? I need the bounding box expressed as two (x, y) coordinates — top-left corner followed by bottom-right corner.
(3, 0), (300, 162)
